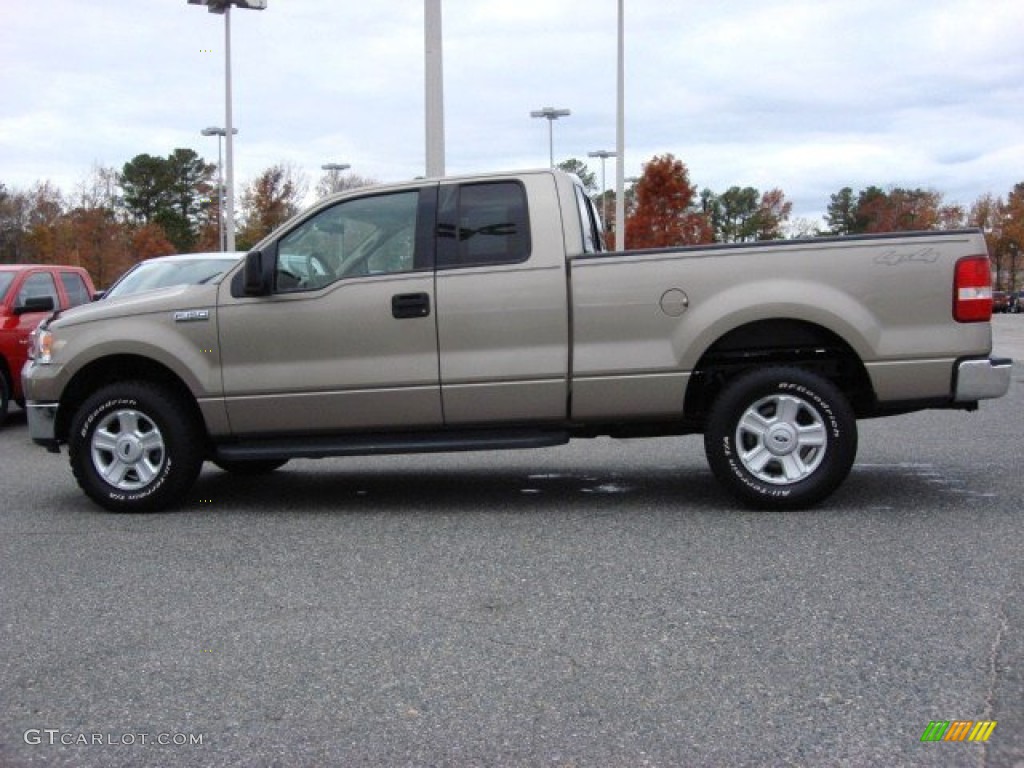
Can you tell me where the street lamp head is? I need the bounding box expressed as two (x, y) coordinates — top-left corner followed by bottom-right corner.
(188, 0), (267, 13)
(588, 150), (617, 160)
(321, 163), (351, 172)
(201, 126), (238, 137)
(532, 107), (573, 120)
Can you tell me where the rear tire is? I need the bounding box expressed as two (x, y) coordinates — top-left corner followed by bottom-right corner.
(69, 382), (204, 513)
(704, 367), (857, 510)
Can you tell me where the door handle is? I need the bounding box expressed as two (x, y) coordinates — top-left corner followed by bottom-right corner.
(392, 292), (431, 319)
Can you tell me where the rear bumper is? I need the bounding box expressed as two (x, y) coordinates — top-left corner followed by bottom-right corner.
(953, 357), (1013, 402)
(26, 401), (61, 452)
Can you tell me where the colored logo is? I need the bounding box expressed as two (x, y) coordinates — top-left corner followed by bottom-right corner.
(921, 720), (997, 742)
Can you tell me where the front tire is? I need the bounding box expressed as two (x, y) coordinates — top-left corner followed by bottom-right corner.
(704, 367), (857, 510)
(69, 382), (204, 513)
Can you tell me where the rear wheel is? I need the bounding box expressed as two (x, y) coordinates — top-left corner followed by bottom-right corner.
(704, 367), (857, 510)
(69, 381), (204, 513)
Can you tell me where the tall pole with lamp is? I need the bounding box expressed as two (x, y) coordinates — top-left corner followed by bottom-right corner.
(321, 163), (352, 196)
(188, 0), (267, 252)
(530, 107), (571, 168)
(200, 126), (237, 251)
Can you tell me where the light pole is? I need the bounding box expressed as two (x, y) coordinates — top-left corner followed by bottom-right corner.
(424, 0), (445, 177)
(201, 126), (237, 251)
(587, 150), (616, 233)
(321, 163), (351, 196)
(188, 0), (267, 252)
(615, 0), (626, 251)
(530, 107), (571, 168)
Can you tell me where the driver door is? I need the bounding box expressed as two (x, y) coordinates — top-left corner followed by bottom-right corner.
(217, 185), (442, 436)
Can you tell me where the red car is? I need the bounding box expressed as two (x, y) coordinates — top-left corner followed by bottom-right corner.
(0, 264), (95, 425)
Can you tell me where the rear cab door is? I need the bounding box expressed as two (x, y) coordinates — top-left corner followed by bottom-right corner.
(434, 172), (571, 424)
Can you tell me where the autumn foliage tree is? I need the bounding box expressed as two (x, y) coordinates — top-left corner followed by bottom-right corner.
(973, 184), (1024, 291)
(624, 154), (712, 249)
(237, 164), (308, 250)
(825, 186), (964, 235)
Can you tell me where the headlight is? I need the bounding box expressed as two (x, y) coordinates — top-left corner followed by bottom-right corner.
(29, 328), (54, 364)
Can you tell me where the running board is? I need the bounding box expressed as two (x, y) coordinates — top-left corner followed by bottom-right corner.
(213, 428), (571, 462)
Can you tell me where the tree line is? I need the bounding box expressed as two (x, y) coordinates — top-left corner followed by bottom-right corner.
(2, 149), (1022, 291)
(564, 153), (1023, 292)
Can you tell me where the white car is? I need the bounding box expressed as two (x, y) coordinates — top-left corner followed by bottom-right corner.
(101, 252), (244, 300)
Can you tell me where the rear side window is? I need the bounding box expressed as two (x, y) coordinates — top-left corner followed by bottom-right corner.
(437, 181), (530, 268)
(60, 272), (92, 306)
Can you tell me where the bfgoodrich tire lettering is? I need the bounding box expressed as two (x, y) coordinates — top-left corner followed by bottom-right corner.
(69, 382), (204, 513)
(704, 367), (857, 510)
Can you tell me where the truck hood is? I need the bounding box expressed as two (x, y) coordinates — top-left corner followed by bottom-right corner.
(50, 283), (220, 329)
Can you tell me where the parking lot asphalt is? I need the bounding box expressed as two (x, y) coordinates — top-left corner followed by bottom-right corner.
(0, 316), (1021, 767)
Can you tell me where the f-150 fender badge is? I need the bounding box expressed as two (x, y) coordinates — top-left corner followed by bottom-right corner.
(174, 309), (210, 322)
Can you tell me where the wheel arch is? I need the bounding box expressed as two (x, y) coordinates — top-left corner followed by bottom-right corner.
(56, 354), (207, 446)
(684, 318), (876, 421)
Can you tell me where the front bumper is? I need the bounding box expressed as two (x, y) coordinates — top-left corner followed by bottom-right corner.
(26, 402), (60, 452)
(954, 357), (1013, 402)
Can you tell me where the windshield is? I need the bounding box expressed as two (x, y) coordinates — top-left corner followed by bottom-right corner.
(0, 272), (14, 301)
(104, 257), (238, 299)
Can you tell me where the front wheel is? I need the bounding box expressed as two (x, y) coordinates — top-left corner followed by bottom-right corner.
(69, 382), (205, 512)
(704, 367), (857, 510)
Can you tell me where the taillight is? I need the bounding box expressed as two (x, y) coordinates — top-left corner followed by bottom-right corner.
(953, 256), (993, 322)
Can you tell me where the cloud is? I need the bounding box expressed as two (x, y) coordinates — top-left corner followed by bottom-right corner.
(2, 0), (1023, 224)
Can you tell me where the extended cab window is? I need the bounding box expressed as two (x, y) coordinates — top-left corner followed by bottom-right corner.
(275, 190), (421, 292)
(437, 181), (530, 268)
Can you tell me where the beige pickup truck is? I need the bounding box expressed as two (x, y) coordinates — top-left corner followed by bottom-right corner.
(23, 169), (1011, 512)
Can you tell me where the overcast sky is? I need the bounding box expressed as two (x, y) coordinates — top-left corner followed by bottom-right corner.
(2, 0), (1023, 226)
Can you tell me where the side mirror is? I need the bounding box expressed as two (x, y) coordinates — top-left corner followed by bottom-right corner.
(243, 249), (271, 296)
(14, 296), (55, 315)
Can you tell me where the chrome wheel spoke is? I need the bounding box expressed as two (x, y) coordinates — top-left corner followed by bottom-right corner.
(738, 409), (772, 437)
(91, 429), (119, 454)
(796, 422), (827, 448)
